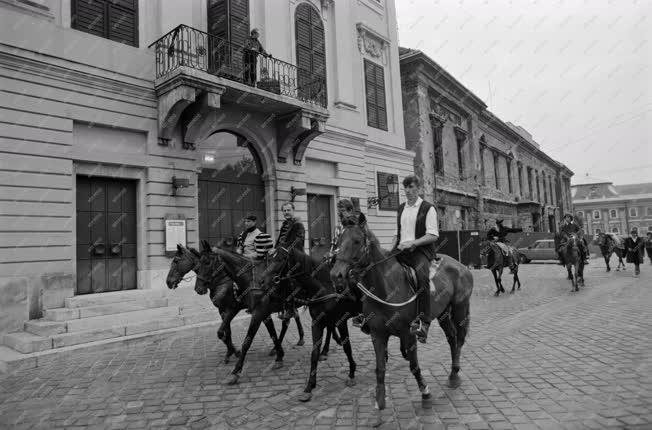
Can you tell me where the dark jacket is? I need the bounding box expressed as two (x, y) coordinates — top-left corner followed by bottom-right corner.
(486, 225), (522, 242)
(276, 217), (305, 251)
(624, 236), (645, 264)
(396, 200), (437, 260)
(560, 221), (583, 238)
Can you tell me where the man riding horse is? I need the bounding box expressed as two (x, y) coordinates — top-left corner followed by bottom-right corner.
(485, 219), (522, 273)
(557, 213), (589, 265)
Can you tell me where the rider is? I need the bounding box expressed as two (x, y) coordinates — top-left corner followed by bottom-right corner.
(390, 175), (439, 343)
(327, 199), (355, 261)
(485, 219), (522, 273)
(557, 213), (589, 265)
(236, 214), (262, 259)
(274, 202), (306, 321)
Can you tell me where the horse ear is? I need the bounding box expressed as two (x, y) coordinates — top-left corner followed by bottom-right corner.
(177, 243), (183, 253)
(189, 247), (200, 258)
(200, 240), (210, 252)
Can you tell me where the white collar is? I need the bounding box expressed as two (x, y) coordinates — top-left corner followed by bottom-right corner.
(406, 197), (423, 208)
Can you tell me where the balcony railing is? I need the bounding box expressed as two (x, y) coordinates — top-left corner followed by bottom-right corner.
(149, 25), (327, 108)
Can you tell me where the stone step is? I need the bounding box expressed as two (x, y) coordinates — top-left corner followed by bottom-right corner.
(181, 309), (221, 326)
(65, 306), (180, 332)
(24, 320), (66, 337)
(64, 289), (166, 308)
(51, 327), (125, 349)
(3, 332), (52, 354)
(43, 298), (169, 321)
(125, 316), (184, 336)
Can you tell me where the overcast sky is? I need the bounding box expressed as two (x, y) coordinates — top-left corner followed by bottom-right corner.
(396, 0), (652, 186)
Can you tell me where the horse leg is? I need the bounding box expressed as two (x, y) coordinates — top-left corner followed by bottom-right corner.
(227, 313), (265, 385)
(399, 335), (408, 360)
(371, 331), (389, 411)
(270, 317), (290, 356)
(498, 267), (505, 293)
(319, 326), (331, 361)
(510, 267), (518, 293)
(338, 322), (357, 387)
(437, 306), (461, 388)
(491, 270), (500, 297)
(263, 316), (284, 368)
(604, 253), (610, 272)
(404, 335), (430, 400)
(218, 310), (240, 364)
(294, 313), (305, 346)
(567, 264), (573, 280)
(298, 322), (324, 402)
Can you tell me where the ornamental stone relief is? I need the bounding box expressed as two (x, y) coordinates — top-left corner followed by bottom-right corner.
(356, 23), (388, 63)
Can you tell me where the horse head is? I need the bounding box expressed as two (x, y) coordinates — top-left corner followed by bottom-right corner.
(166, 244), (200, 289)
(195, 240), (233, 297)
(329, 214), (372, 290)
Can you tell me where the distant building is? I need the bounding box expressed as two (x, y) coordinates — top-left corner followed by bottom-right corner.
(572, 179), (652, 235)
(399, 47), (574, 232)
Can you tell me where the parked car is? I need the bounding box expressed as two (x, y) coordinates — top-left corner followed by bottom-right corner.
(517, 239), (557, 263)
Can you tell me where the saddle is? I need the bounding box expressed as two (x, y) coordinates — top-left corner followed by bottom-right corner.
(398, 259), (442, 294)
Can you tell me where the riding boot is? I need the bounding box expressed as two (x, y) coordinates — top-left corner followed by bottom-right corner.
(409, 274), (431, 343)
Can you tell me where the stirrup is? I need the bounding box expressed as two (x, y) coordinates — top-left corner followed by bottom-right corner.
(409, 319), (429, 343)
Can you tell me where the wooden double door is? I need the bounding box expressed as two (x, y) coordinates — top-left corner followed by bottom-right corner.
(76, 176), (137, 294)
(307, 193), (332, 259)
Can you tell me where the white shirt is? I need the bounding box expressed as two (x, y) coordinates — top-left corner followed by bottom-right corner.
(398, 197), (439, 242)
(238, 228), (262, 259)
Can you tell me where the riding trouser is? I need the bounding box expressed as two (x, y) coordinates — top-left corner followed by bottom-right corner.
(397, 250), (431, 324)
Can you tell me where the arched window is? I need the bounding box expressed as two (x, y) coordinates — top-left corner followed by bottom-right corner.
(295, 3), (327, 105)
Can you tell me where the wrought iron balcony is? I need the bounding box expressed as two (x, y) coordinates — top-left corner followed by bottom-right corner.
(149, 24), (327, 108)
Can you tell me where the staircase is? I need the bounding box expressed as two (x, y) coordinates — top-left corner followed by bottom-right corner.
(0, 288), (223, 372)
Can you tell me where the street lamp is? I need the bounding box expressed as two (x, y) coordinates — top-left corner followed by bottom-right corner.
(368, 175), (399, 209)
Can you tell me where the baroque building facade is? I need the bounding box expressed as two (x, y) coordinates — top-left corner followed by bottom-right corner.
(0, 0), (413, 337)
(572, 181), (652, 235)
(400, 48), (574, 232)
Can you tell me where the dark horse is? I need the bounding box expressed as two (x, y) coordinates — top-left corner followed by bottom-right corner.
(595, 232), (626, 272)
(165, 244), (304, 363)
(480, 240), (521, 296)
(194, 240), (301, 385)
(558, 233), (585, 292)
(330, 217), (474, 419)
(263, 246), (359, 402)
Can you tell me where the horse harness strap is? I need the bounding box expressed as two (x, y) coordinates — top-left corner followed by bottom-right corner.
(355, 280), (420, 307)
(294, 293), (342, 306)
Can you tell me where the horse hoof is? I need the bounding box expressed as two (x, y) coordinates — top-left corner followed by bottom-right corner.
(448, 374), (461, 388)
(422, 392), (432, 400)
(298, 392), (312, 402)
(268, 348), (277, 356)
(296, 339), (305, 346)
(272, 361), (283, 370)
(494, 292), (500, 297)
(345, 378), (356, 387)
(223, 355), (230, 364)
(318, 353), (328, 362)
(367, 414), (384, 428)
(234, 349), (241, 358)
(226, 374), (240, 385)
(510, 290), (515, 294)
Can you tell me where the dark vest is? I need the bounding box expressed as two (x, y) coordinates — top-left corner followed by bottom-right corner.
(397, 200), (437, 260)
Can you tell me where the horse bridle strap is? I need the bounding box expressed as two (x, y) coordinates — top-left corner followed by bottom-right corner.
(294, 293), (342, 306)
(355, 280), (419, 307)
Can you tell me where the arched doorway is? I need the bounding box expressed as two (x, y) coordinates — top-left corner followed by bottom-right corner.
(198, 131), (266, 248)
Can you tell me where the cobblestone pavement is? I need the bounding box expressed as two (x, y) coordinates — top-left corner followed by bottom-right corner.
(1, 259), (651, 430)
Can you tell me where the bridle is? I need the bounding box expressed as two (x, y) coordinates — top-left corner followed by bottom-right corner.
(337, 225), (420, 308)
(170, 249), (199, 287)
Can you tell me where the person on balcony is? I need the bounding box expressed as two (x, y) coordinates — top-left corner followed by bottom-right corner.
(243, 28), (269, 86)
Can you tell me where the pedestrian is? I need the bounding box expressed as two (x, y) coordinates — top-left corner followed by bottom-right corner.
(235, 214), (262, 259)
(243, 28), (269, 86)
(645, 232), (652, 265)
(274, 202), (305, 320)
(624, 228), (645, 276)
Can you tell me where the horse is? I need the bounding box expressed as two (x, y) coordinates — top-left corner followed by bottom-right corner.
(330, 216), (474, 418)
(559, 234), (585, 292)
(595, 232), (626, 272)
(479, 240), (521, 296)
(194, 240), (301, 385)
(262, 246), (359, 402)
(165, 244), (304, 363)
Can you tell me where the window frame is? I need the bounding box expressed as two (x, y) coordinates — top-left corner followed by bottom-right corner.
(609, 209), (618, 219)
(71, 0), (139, 47)
(592, 210), (601, 220)
(629, 207), (638, 218)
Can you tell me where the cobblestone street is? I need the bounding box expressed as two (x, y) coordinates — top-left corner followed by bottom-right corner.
(1, 260), (651, 430)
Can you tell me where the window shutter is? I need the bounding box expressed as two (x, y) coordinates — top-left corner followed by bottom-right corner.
(207, 0), (228, 39)
(72, 0), (107, 39)
(229, 0), (249, 47)
(295, 3), (327, 105)
(376, 172), (399, 211)
(71, 0), (138, 47)
(364, 60), (387, 130)
(108, 0), (138, 47)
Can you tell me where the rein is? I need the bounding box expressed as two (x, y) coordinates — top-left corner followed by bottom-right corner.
(341, 227), (421, 308)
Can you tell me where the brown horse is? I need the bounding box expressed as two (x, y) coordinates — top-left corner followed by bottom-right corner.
(595, 232), (626, 272)
(165, 244), (304, 363)
(480, 240), (521, 296)
(330, 216), (473, 419)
